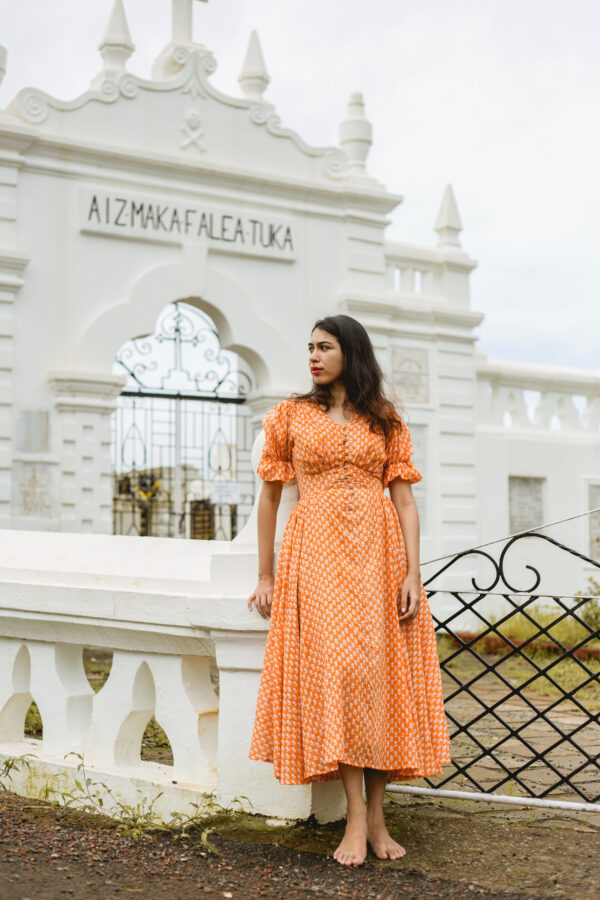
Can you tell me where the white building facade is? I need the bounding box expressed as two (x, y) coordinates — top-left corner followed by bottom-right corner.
(0, 0), (598, 593)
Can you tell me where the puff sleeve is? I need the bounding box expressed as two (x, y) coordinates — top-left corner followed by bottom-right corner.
(256, 400), (296, 483)
(382, 420), (422, 488)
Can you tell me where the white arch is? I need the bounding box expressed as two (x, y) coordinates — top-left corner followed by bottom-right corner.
(73, 257), (296, 393)
(0, 642), (32, 743)
(114, 660), (156, 766)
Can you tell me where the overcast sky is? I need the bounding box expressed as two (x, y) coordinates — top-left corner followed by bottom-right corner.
(1, 0), (598, 372)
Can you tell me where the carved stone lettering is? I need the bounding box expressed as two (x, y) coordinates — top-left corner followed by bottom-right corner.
(79, 187), (296, 261)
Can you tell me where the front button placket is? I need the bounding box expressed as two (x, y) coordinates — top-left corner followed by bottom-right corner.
(342, 426), (354, 513)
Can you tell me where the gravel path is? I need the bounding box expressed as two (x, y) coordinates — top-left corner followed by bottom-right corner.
(1, 790), (597, 900)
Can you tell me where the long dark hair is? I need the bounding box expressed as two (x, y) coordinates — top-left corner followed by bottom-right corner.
(289, 314), (405, 445)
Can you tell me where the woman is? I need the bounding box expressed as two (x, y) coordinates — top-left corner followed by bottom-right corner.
(247, 314), (451, 866)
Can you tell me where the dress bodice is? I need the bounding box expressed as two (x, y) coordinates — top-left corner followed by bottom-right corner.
(257, 399), (422, 499)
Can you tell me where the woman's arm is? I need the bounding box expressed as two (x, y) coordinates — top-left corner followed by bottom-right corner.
(257, 480), (283, 578)
(388, 478), (422, 621)
(248, 479), (283, 618)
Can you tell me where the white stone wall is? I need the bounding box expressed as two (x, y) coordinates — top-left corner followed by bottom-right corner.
(0, 123), (30, 527)
(0, 522), (346, 823)
(48, 374), (126, 533)
(0, 11), (596, 581)
(474, 358), (600, 601)
(0, 27), (395, 533)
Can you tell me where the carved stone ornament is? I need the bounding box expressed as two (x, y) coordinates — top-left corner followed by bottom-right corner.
(12, 462), (56, 519)
(180, 108), (206, 152)
(8, 15), (349, 182)
(392, 347), (430, 405)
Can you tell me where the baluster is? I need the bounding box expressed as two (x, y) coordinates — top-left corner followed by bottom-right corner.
(0, 640), (31, 742)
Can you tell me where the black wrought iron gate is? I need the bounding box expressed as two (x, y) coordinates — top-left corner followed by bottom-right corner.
(111, 302), (255, 539)
(388, 528), (600, 807)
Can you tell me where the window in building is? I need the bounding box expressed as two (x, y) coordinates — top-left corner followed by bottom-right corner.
(509, 476), (545, 535)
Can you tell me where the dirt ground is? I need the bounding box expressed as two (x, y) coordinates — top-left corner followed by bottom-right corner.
(10, 645), (599, 898)
(1, 788), (598, 900)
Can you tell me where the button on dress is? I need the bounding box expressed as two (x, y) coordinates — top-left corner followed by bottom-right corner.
(248, 398), (452, 785)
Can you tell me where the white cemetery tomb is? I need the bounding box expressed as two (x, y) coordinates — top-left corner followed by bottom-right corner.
(0, 0), (598, 821)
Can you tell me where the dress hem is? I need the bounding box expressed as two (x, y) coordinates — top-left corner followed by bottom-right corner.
(248, 750), (452, 786)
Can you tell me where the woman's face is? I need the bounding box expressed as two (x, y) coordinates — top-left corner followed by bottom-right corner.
(308, 328), (344, 384)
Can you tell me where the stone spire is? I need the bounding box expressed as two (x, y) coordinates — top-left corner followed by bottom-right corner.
(434, 184), (463, 249)
(95, 0), (135, 83)
(339, 91), (373, 177)
(238, 30), (270, 100)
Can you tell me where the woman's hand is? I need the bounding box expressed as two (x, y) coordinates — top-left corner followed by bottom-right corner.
(248, 574), (275, 619)
(397, 571), (421, 623)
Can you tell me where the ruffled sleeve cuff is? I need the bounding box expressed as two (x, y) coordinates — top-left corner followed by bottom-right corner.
(256, 400), (296, 483)
(256, 455), (296, 483)
(382, 459), (422, 489)
(382, 420), (422, 488)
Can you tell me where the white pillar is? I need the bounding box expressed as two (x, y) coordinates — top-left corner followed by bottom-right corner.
(48, 372), (126, 533)
(211, 628), (312, 818)
(211, 628), (346, 822)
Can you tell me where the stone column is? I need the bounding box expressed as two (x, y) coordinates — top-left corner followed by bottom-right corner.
(211, 628), (312, 819)
(0, 252), (28, 526)
(0, 121), (33, 527)
(48, 372), (126, 533)
(211, 627), (346, 823)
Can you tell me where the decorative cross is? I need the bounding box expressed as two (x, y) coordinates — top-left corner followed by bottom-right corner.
(172, 0), (208, 43)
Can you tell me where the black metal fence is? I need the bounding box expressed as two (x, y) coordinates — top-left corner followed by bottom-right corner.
(423, 532), (600, 805)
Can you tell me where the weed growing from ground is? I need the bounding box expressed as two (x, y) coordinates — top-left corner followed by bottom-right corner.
(0, 750), (251, 846)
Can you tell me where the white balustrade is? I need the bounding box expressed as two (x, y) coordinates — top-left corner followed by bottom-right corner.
(0, 526), (345, 823)
(385, 247), (438, 299)
(0, 430), (345, 824)
(476, 358), (600, 433)
(384, 238), (476, 308)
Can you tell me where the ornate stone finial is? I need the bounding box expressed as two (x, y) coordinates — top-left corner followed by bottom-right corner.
(238, 30), (270, 100)
(339, 91), (373, 177)
(0, 45), (6, 87)
(434, 184), (463, 249)
(172, 0), (208, 44)
(152, 0), (212, 80)
(94, 0), (134, 85)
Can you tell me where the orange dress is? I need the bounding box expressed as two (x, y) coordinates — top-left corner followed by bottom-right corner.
(248, 398), (452, 785)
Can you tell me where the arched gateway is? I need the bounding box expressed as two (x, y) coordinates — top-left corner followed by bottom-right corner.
(0, 0), (482, 559)
(112, 299), (256, 540)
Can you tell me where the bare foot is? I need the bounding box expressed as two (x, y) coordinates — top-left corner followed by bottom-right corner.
(366, 811), (406, 860)
(333, 812), (368, 866)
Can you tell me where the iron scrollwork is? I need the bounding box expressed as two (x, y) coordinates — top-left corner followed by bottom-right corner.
(422, 530), (600, 804)
(114, 301), (253, 398)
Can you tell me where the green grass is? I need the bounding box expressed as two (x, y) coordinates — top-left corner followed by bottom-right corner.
(436, 577), (600, 713)
(24, 700), (43, 738)
(487, 598), (600, 650)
